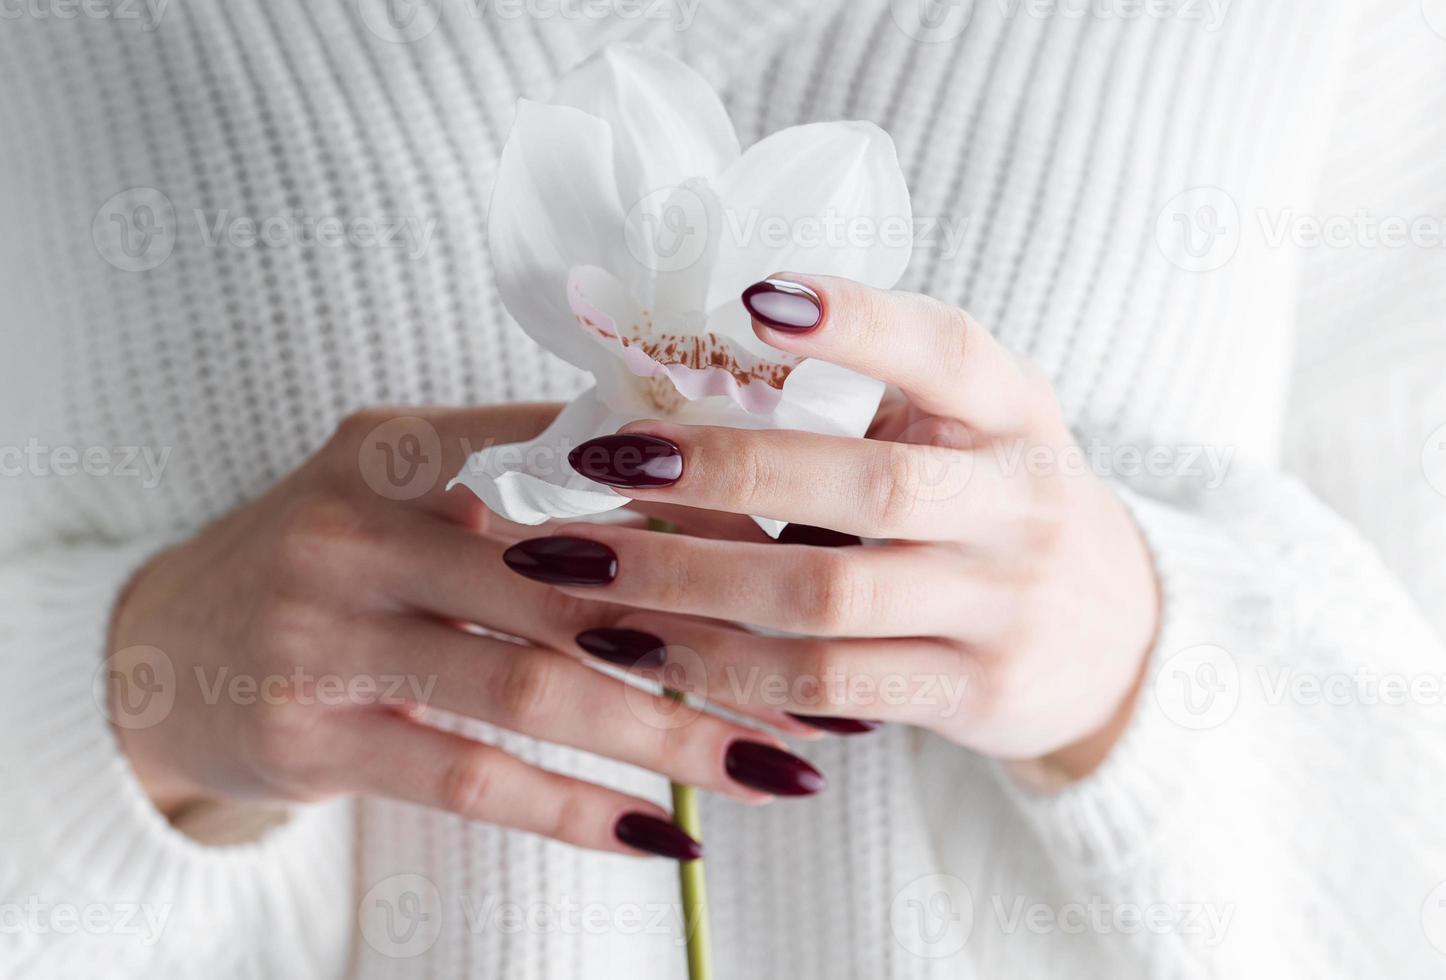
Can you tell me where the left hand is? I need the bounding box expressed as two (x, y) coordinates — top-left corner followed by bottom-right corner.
(501, 275), (1161, 783)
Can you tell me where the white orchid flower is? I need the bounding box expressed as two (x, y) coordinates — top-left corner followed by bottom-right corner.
(450, 43), (913, 536)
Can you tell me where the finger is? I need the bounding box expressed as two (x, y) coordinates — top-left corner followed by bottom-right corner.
(366, 618), (818, 803)
(592, 612), (974, 729)
(338, 710), (700, 859)
(576, 422), (998, 541)
(512, 527), (1012, 638)
(742, 275), (1054, 436)
(383, 515), (818, 737)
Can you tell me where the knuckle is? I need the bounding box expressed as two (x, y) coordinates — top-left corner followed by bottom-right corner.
(274, 494), (371, 582)
(497, 655), (561, 728)
(545, 788), (592, 844)
(794, 641), (845, 708)
(721, 438), (771, 512)
(869, 443), (924, 533)
(247, 706), (326, 791)
(935, 303), (975, 381)
(441, 748), (498, 817)
(801, 552), (869, 634)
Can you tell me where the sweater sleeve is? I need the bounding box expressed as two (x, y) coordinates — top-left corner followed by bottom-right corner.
(0, 538), (355, 978)
(992, 7), (1446, 976)
(994, 470), (1446, 976)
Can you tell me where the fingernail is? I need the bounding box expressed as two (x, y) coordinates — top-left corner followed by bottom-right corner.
(741, 279), (823, 333)
(777, 523), (862, 548)
(786, 714), (883, 735)
(615, 812), (703, 861)
(569, 434), (683, 489)
(503, 537), (617, 586)
(725, 740), (826, 796)
(576, 628), (667, 669)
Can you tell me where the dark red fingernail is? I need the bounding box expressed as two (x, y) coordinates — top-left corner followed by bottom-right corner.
(569, 434), (683, 489)
(576, 628), (667, 669)
(777, 523), (862, 548)
(503, 537), (617, 586)
(615, 813), (703, 861)
(725, 740), (826, 796)
(741, 279), (822, 333)
(786, 714), (883, 735)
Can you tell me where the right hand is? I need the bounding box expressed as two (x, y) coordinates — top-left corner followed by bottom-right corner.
(106, 405), (820, 860)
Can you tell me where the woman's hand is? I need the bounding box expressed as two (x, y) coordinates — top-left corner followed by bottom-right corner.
(507, 275), (1162, 784)
(106, 403), (826, 861)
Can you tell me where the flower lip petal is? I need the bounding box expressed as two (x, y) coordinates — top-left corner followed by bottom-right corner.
(568, 266), (800, 416)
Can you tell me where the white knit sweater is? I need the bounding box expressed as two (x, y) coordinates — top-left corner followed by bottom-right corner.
(3, 2), (1446, 978)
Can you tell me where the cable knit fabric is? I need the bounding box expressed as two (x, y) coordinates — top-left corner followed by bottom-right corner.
(2, 2), (1445, 978)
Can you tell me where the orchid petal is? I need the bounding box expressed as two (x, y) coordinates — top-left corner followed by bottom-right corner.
(487, 98), (643, 392)
(447, 389), (635, 526)
(707, 121), (913, 311)
(552, 44), (740, 206)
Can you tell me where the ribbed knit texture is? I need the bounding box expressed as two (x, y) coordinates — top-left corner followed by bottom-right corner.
(2, 2), (1444, 978)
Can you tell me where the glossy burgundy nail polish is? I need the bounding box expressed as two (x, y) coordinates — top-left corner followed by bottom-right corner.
(741, 279), (823, 333)
(786, 714), (883, 735)
(576, 628), (667, 669)
(777, 523), (862, 548)
(615, 813), (703, 861)
(503, 537), (617, 586)
(725, 740), (826, 796)
(569, 434), (683, 489)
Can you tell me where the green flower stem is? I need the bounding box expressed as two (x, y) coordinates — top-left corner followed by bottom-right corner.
(649, 519), (713, 980)
(667, 692), (714, 980)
